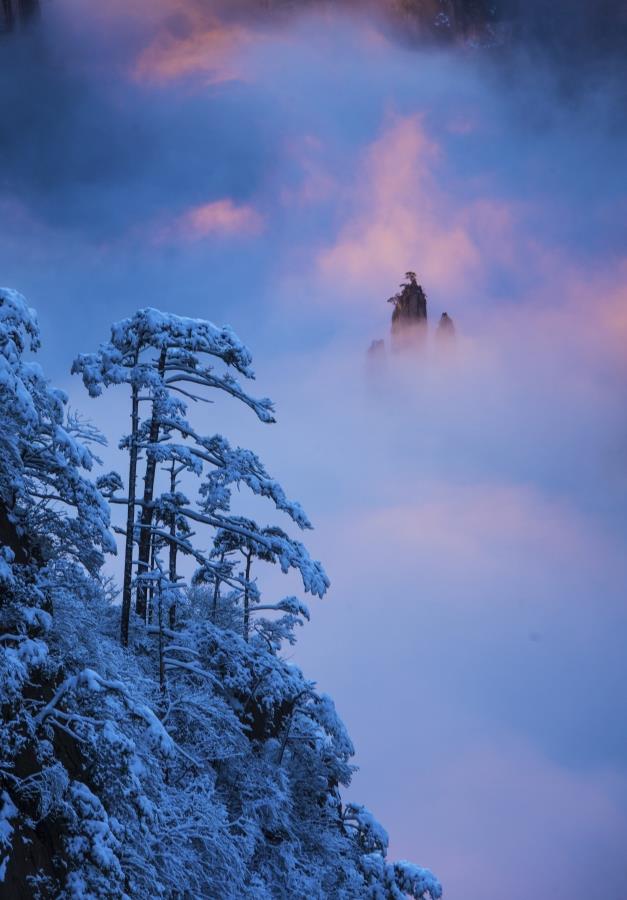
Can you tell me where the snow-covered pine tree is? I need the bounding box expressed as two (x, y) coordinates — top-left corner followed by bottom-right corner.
(72, 309), (276, 645)
(0, 290), (114, 575)
(73, 309), (329, 650)
(0, 288), (131, 896)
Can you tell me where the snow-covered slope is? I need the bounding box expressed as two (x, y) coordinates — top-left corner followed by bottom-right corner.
(0, 289), (441, 899)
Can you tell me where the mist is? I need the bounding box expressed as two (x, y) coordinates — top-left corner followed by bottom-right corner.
(1, 1), (626, 896)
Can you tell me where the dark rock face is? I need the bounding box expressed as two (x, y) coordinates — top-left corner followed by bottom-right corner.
(4, 0), (625, 67)
(389, 272), (427, 324)
(395, 0), (627, 62)
(387, 0), (505, 45)
(366, 275), (458, 360)
(367, 338), (385, 358)
(436, 0), (503, 39)
(388, 271), (428, 351)
(436, 311), (455, 338)
(0, 499), (44, 569)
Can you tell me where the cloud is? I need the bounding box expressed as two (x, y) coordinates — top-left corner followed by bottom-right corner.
(317, 115), (506, 298)
(255, 318), (627, 897)
(385, 738), (627, 900)
(280, 136), (337, 208)
(134, 12), (256, 85)
(160, 198), (264, 242)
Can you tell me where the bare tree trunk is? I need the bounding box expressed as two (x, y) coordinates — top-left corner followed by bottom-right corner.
(277, 691), (307, 765)
(136, 348), (167, 619)
(243, 550), (252, 643)
(147, 539), (157, 624)
(449, 0), (469, 35)
(158, 584), (166, 693)
(211, 551), (225, 623)
(18, 0), (39, 25)
(168, 462), (178, 629)
(276, 712), (292, 766)
(120, 360), (140, 647)
(1, 0), (15, 32)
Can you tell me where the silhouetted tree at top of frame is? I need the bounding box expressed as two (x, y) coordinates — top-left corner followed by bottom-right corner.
(0, 0), (39, 34)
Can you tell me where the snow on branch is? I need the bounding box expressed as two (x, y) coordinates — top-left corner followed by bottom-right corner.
(184, 507), (329, 597)
(72, 308), (266, 398)
(34, 668), (176, 758)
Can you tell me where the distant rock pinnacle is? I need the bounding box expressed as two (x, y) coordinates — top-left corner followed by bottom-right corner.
(388, 271), (428, 351)
(366, 272), (456, 362)
(437, 311), (455, 338)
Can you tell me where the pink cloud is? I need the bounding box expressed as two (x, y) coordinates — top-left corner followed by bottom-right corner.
(311, 479), (623, 627)
(158, 198), (264, 243)
(135, 14), (256, 86)
(317, 115), (483, 296)
(384, 738), (627, 900)
(355, 485), (596, 565)
(55, 0), (260, 85)
(558, 260), (627, 370)
(280, 135), (338, 208)
(468, 253), (627, 375)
